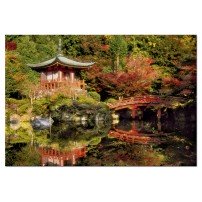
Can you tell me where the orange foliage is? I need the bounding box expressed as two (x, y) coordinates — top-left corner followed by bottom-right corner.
(85, 56), (161, 98)
(163, 77), (181, 87)
(126, 55), (154, 72)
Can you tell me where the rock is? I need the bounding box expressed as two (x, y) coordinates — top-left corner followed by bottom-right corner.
(10, 114), (20, 123)
(10, 122), (21, 130)
(31, 117), (54, 129)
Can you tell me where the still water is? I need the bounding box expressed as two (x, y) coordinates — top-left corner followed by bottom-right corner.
(6, 107), (196, 166)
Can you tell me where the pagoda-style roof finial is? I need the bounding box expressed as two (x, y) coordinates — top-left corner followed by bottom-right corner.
(57, 38), (62, 56)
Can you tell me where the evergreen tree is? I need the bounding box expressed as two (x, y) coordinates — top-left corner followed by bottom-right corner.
(109, 35), (128, 72)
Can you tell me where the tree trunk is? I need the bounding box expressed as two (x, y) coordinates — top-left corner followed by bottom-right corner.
(116, 54), (120, 72)
(111, 57), (115, 73)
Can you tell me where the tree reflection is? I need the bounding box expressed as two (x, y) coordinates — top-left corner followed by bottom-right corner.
(77, 119), (196, 166)
(6, 110), (196, 166)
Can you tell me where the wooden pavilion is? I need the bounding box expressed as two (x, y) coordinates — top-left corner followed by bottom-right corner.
(27, 39), (94, 97)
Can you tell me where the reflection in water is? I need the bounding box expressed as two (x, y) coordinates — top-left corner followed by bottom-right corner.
(6, 107), (196, 166)
(109, 120), (164, 144)
(39, 147), (86, 166)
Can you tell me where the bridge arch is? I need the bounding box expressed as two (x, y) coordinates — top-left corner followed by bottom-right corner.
(108, 96), (164, 119)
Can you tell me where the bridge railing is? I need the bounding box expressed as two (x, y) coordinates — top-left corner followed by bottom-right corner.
(108, 95), (163, 109)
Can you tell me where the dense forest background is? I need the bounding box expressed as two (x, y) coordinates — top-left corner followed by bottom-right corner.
(5, 35), (196, 101)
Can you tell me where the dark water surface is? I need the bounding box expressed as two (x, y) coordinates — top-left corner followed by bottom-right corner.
(6, 107), (196, 166)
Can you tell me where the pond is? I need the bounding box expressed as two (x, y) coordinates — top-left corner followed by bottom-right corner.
(5, 106), (196, 166)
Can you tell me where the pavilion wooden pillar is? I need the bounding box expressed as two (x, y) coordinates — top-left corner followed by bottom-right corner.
(41, 156), (45, 166)
(58, 70), (62, 82)
(70, 70), (75, 83)
(60, 158), (64, 166)
(40, 72), (46, 83)
(72, 154), (76, 165)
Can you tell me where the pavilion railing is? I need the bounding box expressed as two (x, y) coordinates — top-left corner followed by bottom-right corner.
(40, 78), (86, 91)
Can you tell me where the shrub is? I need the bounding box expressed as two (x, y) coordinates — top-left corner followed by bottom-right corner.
(77, 95), (98, 105)
(49, 96), (72, 111)
(13, 146), (41, 166)
(6, 98), (31, 115)
(18, 102), (30, 115)
(105, 98), (117, 104)
(32, 97), (51, 116)
(88, 91), (101, 102)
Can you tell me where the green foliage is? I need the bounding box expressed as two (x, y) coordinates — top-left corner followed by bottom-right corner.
(13, 146), (41, 166)
(109, 35), (128, 72)
(49, 94), (73, 111)
(6, 98), (31, 115)
(130, 35), (196, 70)
(5, 68), (18, 98)
(105, 98), (117, 104)
(109, 35), (128, 57)
(6, 35), (196, 102)
(88, 137), (102, 146)
(16, 35), (57, 63)
(18, 102), (30, 115)
(88, 91), (101, 102)
(77, 95), (98, 105)
(5, 54), (39, 98)
(126, 36), (151, 57)
(62, 35), (81, 57)
(5, 35), (58, 99)
(102, 66), (114, 73)
(32, 97), (51, 116)
(6, 125), (32, 144)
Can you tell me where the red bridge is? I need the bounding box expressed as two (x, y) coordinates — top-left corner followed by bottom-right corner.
(108, 95), (163, 119)
(108, 95), (186, 119)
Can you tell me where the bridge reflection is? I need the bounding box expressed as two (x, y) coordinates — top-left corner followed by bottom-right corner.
(109, 120), (162, 144)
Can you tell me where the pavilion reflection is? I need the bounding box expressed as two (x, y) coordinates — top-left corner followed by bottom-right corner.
(37, 120), (111, 166)
(39, 146), (86, 166)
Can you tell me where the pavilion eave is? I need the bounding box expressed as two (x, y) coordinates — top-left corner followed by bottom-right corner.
(27, 55), (95, 70)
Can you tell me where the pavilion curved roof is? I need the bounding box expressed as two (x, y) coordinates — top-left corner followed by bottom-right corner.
(27, 54), (95, 70)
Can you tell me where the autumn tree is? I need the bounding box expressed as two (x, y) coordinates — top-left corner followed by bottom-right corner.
(85, 56), (159, 99)
(5, 35), (196, 100)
